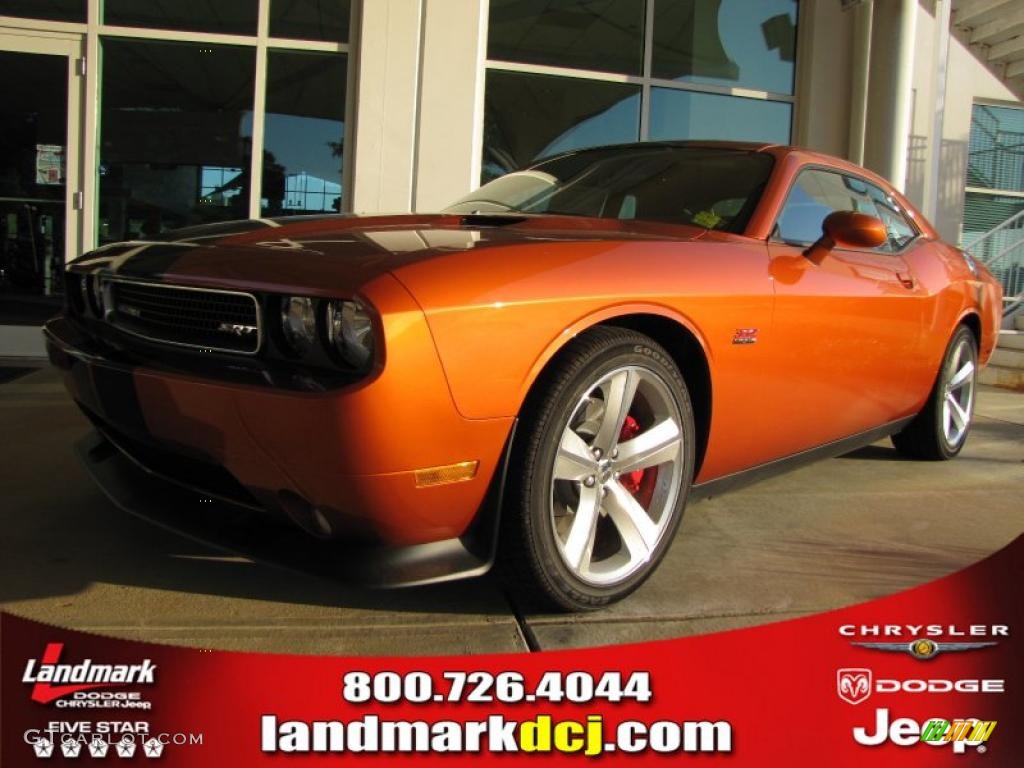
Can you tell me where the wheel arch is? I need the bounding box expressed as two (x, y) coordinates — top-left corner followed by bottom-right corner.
(517, 306), (714, 480)
(958, 310), (981, 348)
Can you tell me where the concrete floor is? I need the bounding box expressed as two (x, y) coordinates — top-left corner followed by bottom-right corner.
(2, 363), (1022, 654)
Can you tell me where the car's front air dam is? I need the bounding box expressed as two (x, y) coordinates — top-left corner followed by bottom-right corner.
(74, 431), (508, 587)
(44, 273), (515, 548)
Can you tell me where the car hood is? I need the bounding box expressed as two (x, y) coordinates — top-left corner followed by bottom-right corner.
(70, 213), (707, 298)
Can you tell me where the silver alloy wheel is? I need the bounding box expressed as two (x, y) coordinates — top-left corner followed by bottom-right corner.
(549, 366), (684, 586)
(941, 335), (977, 448)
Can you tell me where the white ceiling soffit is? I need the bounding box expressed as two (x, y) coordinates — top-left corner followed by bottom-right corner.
(953, 0), (1024, 95)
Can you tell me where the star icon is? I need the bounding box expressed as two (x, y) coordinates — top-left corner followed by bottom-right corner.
(143, 738), (165, 758)
(61, 739), (83, 758)
(33, 737), (54, 758)
(116, 737), (137, 758)
(88, 737), (110, 758)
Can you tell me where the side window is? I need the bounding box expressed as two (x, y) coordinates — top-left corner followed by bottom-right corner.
(775, 169), (875, 245)
(863, 181), (918, 251)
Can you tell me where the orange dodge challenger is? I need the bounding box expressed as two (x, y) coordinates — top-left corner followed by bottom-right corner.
(45, 142), (1002, 610)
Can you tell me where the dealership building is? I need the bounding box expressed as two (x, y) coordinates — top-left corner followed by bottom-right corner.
(1, 0), (1023, 358)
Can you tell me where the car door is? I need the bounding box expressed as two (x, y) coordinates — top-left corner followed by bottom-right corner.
(761, 167), (927, 459)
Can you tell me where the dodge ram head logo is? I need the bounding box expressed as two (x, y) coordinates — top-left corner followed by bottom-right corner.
(838, 668), (873, 705)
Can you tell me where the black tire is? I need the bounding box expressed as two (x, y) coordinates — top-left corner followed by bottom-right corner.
(500, 326), (696, 612)
(892, 325), (978, 460)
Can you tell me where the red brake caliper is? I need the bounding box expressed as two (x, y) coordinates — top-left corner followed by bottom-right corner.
(618, 415), (646, 495)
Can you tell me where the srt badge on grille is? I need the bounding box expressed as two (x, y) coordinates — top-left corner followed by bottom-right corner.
(218, 322), (258, 336)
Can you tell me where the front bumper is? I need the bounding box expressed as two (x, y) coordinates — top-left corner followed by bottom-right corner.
(44, 277), (514, 580)
(75, 430), (506, 587)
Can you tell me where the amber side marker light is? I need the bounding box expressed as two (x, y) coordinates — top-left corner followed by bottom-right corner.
(414, 460), (479, 488)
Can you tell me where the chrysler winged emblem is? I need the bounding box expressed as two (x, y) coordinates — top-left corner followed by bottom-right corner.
(851, 638), (997, 660)
(837, 667), (872, 705)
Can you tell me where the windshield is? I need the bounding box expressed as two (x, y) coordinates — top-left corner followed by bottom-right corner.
(445, 146), (775, 233)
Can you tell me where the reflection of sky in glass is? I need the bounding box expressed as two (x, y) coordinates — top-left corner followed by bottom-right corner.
(649, 89), (791, 144)
(241, 111), (343, 182)
(661, 0), (796, 95)
(539, 93), (641, 159)
(199, 167), (243, 205)
(264, 112), (344, 181)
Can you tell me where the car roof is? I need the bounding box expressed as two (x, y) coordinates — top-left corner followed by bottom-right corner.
(535, 140), (779, 159)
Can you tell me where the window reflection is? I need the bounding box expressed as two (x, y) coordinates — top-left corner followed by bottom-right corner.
(649, 88), (791, 145)
(653, 0), (797, 95)
(483, 71), (640, 182)
(488, 0), (645, 75)
(270, 0), (351, 42)
(451, 146), (774, 233)
(261, 50), (347, 216)
(104, 0), (258, 35)
(776, 170), (916, 251)
(0, 0), (85, 22)
(99, 39), (255, 243)
(968, 104), (1024, 192)
(0, 50), (69, 323)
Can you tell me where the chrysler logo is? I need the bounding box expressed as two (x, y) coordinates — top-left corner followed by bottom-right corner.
(850, 638), (997, 660)
(837, 668), (872, 705)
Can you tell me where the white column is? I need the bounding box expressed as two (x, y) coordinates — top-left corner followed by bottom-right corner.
(925, 0), (952, 221)
(412, 0), (488, 212)
(349, 0), (423, 213)
(847, 0), (873, 166)
(863, 0), (917, 191)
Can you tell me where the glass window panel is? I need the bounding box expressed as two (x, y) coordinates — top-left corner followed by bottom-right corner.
(858, 177), (917, 250)
(104, 0), (258, 36)
(968, 104), (1024, 193)
(270, 0), (351, 42)
(488, 0), (645, 75)
(649, 88), (790, 145)
(0, 0), (85, 22)
(652, 0), (797, 95)
(774, 169), (893, 246)
(261, 50), (347, 216)
(0, 50), (70, 324)
(450, 145), (774, 232)
(99, 39), (255, 243)
(483, 70), (640, 182)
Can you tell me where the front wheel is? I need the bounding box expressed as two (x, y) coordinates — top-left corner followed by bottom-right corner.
(892, 325), (978, 460)
(501, 327), (695, 611)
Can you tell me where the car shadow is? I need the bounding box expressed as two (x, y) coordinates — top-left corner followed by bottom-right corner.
(836, 444), (913, 461)
(0, 454), (511, 617)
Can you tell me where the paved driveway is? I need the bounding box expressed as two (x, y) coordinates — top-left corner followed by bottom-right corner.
(2, 364), (1021, 654)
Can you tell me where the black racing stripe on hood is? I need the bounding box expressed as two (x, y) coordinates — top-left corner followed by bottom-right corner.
(112, 244), (200, 279)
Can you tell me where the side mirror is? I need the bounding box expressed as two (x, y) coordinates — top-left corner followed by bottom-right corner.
(806, 211), (887, 263)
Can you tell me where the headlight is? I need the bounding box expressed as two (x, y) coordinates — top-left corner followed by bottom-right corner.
(280, 296), (317, 355)
(326, 299), (374, 369)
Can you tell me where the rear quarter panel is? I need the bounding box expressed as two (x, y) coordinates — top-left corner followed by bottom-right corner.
(910, 241), (1001, 373)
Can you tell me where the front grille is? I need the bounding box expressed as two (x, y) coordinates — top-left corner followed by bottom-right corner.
(108, 279), (260, 354)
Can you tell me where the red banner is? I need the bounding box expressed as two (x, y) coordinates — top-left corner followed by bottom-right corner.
(3, 535), (1021, 766)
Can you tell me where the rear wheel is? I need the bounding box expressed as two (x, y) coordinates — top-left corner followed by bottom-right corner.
(892, 325), (978, 460)
(501, 327), (695, 611)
